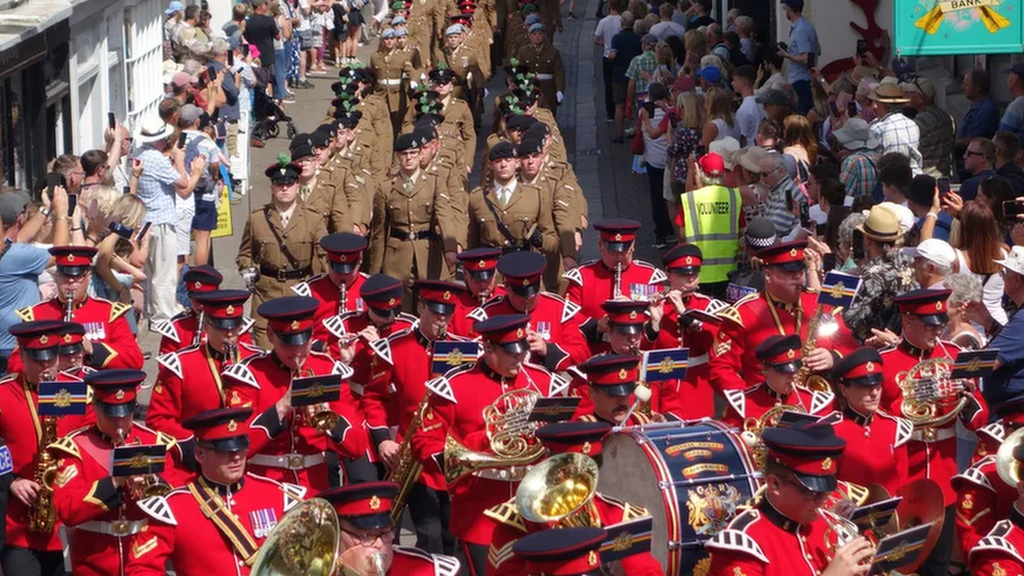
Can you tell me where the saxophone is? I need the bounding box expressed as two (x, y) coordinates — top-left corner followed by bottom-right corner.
(29, 415), (59, 533)
(63, 290), (74, 322)
(386, 390), (431, 523)
(793, 305), (842, 393)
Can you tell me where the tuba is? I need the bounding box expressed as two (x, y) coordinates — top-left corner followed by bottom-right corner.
(443, 389), (547, 485)
(28, 415), (59, 533)
(516, 453), (601, 528)
(250, 498), (339, 576)
(897, 358), (967, 429)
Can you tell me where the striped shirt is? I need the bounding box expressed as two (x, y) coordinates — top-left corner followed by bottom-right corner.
(761, 175), (805, 237)
(133, 146), (182, 226)
(840, 149), (880, 200)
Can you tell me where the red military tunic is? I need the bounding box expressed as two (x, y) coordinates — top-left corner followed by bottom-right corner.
(707, 499), (831, 576)
(362, 327), (475, 490)
(410, 361), (568, 545)
(645, 292), (723, 420)
(49, 423), (193, 576)
(564, 259), (667, 352)
(709, 291), (855, 393)
(968, 508), (1024, 576)
(338, 310), (419, 396)
(482, 293), (591, 372)
(449, 286), (508, 339)
(954, 455), (1019, 555)
(485, 493), (663, 576)
(830, 408), (912, 496)
(721, 383), (835, 429)
(153, 310), (256, 355)
(390, 545), (461, 576)
(293, 272), (370, 346)
(13, 296), (143, 370)
(880, 339), (989, 506)
(222, 351), (370, 492)
(0, 371), (95, 551)
(127, 474), (307, 576)
(147, 342), (265, 441)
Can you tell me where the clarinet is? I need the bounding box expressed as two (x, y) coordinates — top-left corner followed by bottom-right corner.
(339, 279), (348, 316)
(192, 311), (205, 347)
(613, 263), (623, 299)
(63, 290), (74, 322)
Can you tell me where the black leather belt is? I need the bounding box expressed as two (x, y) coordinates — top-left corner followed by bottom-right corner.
(260, 265), (312, 281)
(390, 229), (440, 241)
(501, 244), (529, 255)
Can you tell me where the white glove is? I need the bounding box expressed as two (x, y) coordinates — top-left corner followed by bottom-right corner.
(410, 81), (418, 89)
(556, 91), (564, 103)
(484, 88), (490, 98)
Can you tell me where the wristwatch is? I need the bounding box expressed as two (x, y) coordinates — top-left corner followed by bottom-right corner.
(40, 207), (51, 218)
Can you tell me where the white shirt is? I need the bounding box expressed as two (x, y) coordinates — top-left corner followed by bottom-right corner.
(494, 178), (519, 205)
(594, 15), (622, 58)
(735, 95), (764, 146)
(278, 203), (297, 227)
(650, 20), (686, 41)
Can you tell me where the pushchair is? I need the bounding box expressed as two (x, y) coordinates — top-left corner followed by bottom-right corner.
(251, 81), (297, 142)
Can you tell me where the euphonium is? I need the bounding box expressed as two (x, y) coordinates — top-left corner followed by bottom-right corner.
(386, 390), (431, 523)
(516, 453), (601, 528)
(63, 290), (75, 322)
(898, 358), (967, 429)
(793, 305), (842, 393)
(28, 415), (59, 533)
(250, 498), (339, 576)
(996, 427), (1024, 487)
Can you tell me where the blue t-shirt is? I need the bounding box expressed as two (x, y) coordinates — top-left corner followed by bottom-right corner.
(960, 97), (1001, 140)
(787, 17), (819, 84)
(610, 30), (642, 83)
(959, 169), (996, 202)
(1000, 96), (1024, 148)
(985, 310), (1024, 410)
(0, 243), (50, 352)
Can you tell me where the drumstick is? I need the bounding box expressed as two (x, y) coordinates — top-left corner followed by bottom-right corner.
(621, 384), (653, 426)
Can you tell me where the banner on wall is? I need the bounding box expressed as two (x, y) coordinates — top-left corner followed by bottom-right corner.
(211, 185), (233, 239)
(894, 0), (1023, 56)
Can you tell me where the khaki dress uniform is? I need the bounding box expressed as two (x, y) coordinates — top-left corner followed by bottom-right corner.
(400, 98), (475, 178)
(367, 170), (460, 305)
(537, 0), (561, 32)
(464, 180), (559, 258)
(516, 42), (565, 115)
(439, 42), (486, 107)
(357, 94), (395, 177)
(532, 107), (568, 162)
(321, 160), (372, 234)
(408, 0), (446, 67)
(371, 48), (419, 136)
(425, 153), (469, 243)
(522, 163), (582, 291)
(504, 13), (527, 61)
(237, 204), (329, 348)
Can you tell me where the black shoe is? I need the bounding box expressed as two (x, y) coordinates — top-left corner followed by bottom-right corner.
(611, 135), (625, 144)
(567, 11), (575, 18)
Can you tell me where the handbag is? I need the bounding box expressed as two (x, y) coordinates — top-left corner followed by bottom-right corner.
(631, 126), (645, 155)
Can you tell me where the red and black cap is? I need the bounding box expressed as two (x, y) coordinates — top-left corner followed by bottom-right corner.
(754, 334), (802, 374)
(758, 239), (807, 272)
(321, 232), (368, 274)
(535, 421), (611, 457)
(193, 289), (250, 331)
(762, 421), (846, 493)
(894, 288), (951, 327)
(458, 247), (502, 281)
(57, 322), (86, 355)
(475, 314), (530, 354)
(318, 481), (400, 530)
(257, 296), (319, 345)
(10, 320), (64, 362)
(663, 244), (703, 275)
(50, 245), (98, 277)
(360, 274), (404, 317)
(85, 369), (146, 417)
(498, 251), (546, 297)
(183, 265), (224, 294)
(415, 280), (463, 315)
(997, 394), (1024, 425)
(265, 161), (302, 184)
(595, 219), (641, 252)
(832, 347), (883, 387)
(513, 527), (607, 576)
(577, 354), (639, 397)
(182, 407), (254, 452)
(601, 300), (648, 335)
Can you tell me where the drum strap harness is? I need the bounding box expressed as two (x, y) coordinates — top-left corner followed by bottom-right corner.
(188, 477), (260, 565)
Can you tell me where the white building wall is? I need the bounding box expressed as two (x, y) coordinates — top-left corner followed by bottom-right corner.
(773, 0), (894, 74)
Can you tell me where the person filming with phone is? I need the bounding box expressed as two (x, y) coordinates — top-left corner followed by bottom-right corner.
(775, 0), (819, 115)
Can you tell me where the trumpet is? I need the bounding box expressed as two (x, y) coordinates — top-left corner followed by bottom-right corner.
(63, 290), (75, 322)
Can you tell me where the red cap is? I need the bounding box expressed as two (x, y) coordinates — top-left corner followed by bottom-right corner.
(57, 322), (85, 347)
(758, 240), (808, 270)
(514, 528), (607, 576)
(475, 314), (530, 353)
(601, 300), (648, 328)
(85, 369), (146, 406)
(183, 265), (223, 293)
(535, 422), (611, 457)
(183, 407), (254, 443)
(594, 218), (641, 247)
(9, 320), (64, 359)
(257, 297), (319, 345)
(698, 153), (725, 175)
(895, 289), (951, 316)
(457, 247), (502, 274)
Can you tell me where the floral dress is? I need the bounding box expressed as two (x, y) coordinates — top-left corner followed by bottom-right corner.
(666, 126), (700, 186)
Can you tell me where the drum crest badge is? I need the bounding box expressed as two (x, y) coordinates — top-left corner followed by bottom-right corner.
(686, 484), (740, 535)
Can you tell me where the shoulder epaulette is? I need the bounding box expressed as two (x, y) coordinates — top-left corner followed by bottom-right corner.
(632, 260), (668, 285)
(48, 436), (81, 459)
(723, 388), (746, 418)
(484, 498), (527, 532)
(979, 421), (1008, 443)
(222, 361), (260, 389)
(138, 494), (178, 526)
(370, 336), (395, 365)
(467, 306), (489, 322)
(241, 317), (256, 334)
(15, 306), (33, 322)
(323, 315), (347, 339)
(157, 352), (182, 378)
(894, 416), (913, 447)
(809, 389), (834, 414)
(716, 305), (743, 327)
(705, 528), (769, 563)
(109, 302), (132, 322)
(152, 319), (180, 342)
(549, 371), (569, 397)
(971, 527), (1024, 564)
(953, 459), (996, 492)
(281, 482), (307, 512)
(562, 266), (583, 286)
(431, 552), (461, 576)
(729, 509), (761, 531)
(331, 359), (355, 379)
(0, 373), (18, 386)
(561, 298), (581, 324)
(291, 280), (314, 297)
(425, 375), (457, 403)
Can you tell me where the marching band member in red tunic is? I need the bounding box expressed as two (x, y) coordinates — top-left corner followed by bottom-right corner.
(56, 322), (95, 380)
(564, 219), (667, 349)
(153, 266), (254, 355)
(512, 527), (609, 576)
(967, 444), (1024, 576)
(880, 289), (988, 576)
(51, 369), (192, 576)
(319, 482), (461, 576)
(482, 251), (590, 372)
(410, 314), (569, 576)
(127, 407), (308, 576)
(706, 422), (875, 576)
(571, 353), (657, 427)
(646, 244), (722, 420)
(223, 296), (370, 492)
(829, 347), (911, 496)
(12, 246), (142, 371)
(710, 240), (854, 393)
(485, 421), (663, 576)
(721, 335), (835, 429)
(363, 280), (469, 555)
(294, 232), (371, 346)
(0, 321), (95, 576)
(148, 290), (263, 448)
(449, 247), (507, 339)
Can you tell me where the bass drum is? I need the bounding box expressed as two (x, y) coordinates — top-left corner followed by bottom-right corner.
(598, 420), (761, 576)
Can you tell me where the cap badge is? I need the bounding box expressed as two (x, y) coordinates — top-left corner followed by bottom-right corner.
(290, 320), (301, 330)
(443, 291), (451, 300)
(478, 260), (487, 268)
(115, 389), (125, 400)
(588, 551), (598, 567)
(629, 310), (637, 319)
(618, 368), (628, 380)
(614, 233), (622, 241)
(67, 254), (76, 263)
(786, 349), (795, 359)
(226, 305), (235, 315)
(194, 281), (202, 289)
(866, 361), (875, 373)
(388, 298), (397, 306)
(581, 441), (592, 455)
(228, 419), (238, 432)
(516, 328), (525, 338)
(821, 457), (833, 471)
(369, 495), (382, 510)
(936, 301), (944, 311)
(789, 248), (798, 257)
(685, 256), (693, 264)
(339, 255), (348, 262)
(39, 335), (48, 345)
(63, 334), (72, 344)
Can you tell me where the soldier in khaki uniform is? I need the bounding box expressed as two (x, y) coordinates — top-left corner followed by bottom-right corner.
(464, 141), (558, 264)
(504, 5), (534, 62)
(417, 122), (468, 242)
(371, 28), (418, 136)
(438, 22), (487, 129)
(393, 19), (425, 75)
(407, 0), (446, 67)
(516, 23), (565, 115)
(237, 161), (329, 348)
(352, 69), (395, 178)
(288, 134), (344, 228)
(401, 90), (471, 181)
(368, 133), (460, 307)
(326, 111), (374, 233)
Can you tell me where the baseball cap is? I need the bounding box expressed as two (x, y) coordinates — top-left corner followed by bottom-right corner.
(698, 152), (725, 176)
(1005, 63), (1024, 79)
(165, 0), (184, 15)
(171, 71), (192, 88)
(996, 245), (1024, 276)
(0, 191), (29, 226)
(696, 67), (722, 84)
(903, 238), (955, 270)
(642, 34), (658, 46)
(179, 103), (204, 125)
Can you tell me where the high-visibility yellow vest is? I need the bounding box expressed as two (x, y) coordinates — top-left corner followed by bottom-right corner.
(680, 185), (741, 284)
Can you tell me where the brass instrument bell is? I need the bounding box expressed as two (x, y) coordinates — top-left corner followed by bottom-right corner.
(250, 498), (339, 576)
(996, 427), (1024, 487)
(516, 453), (600, 527)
